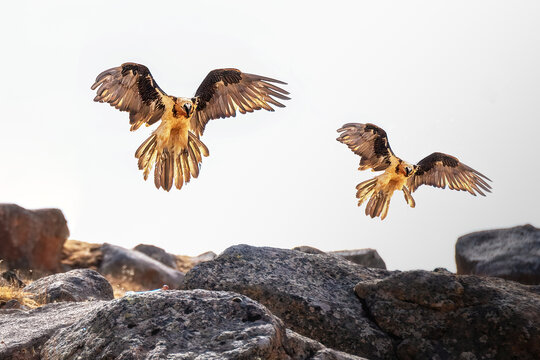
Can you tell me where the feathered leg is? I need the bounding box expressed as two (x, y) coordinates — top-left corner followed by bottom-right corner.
(402, 186), (416, 208)
(356, 178), (378, 206)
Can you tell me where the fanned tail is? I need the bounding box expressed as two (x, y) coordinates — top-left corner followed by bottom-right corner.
(365, 190), (392, 220)
(135, 132), (210, 191)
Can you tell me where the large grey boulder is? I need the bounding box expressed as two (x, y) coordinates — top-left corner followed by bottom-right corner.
(355, 269), (540, 359)
(23, 269), (113, 303)
(185, 245), (395, 359)
(456, 224), (540, 284)
(99, 243), (184, 289)
(41, 290), (367, 360)
(0, 204), (69, 272)
(0, 301), (105, 360)
(133, 243), (178, 269)
(330, 249), (387, 269)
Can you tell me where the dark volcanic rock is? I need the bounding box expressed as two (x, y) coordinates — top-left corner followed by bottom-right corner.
(456, 224), (540, 284)
(23, 269), (113, 303)
(0, 204), (69, 272)
(331, 249), (387, 269)
(41, 290), (367, 360)
(355, 269), (540, 360)
(0, 301), (104, 360)
(185, 245), (395, 359)
(134, 243), (178, 269)
(99, 243), (184, 289)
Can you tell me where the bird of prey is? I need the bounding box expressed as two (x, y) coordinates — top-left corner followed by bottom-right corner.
(91, 62), (289, 191)
(336, 123), (491, 220)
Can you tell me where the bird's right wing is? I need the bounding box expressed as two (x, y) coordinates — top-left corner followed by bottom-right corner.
(91, 63), (168, 131)
(336, 123), (397, 171)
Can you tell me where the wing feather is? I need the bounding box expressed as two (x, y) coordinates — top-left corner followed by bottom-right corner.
(408, 152), (492, 195)
(91, 63), (167, 131)
(336, 123), (397, 172)
(190, 69), (290, 137)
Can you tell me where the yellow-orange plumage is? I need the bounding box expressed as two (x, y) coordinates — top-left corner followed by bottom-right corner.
(337, 123), (491, 220)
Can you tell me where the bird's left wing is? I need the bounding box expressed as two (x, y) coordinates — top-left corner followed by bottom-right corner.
(91, 63), (168, 131)
(190, 69), (290, 137)
(408, 152), (492, 195)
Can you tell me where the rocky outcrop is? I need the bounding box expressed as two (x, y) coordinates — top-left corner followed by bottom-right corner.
(0, 204), (69, 272)
(0, 301), (105, 360)
(41, 290), (367, 360)
(134, 243), (178, 269)
(185, 245), (395, 359)
(456, 224), (540, 284)
(23, 269), (113, 303)
(330, 249), (387, 269)
(294, 246), (387, 269)
(355, 269), (540, 359)
(99, 243), (184, 289)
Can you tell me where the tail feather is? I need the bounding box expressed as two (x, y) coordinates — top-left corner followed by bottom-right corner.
(135, 132), (210, 191)
(365, 190), (392, 220)
(356, 178), (378, 206)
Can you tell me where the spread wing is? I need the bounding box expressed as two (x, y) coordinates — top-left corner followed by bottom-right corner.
(336, 123), (397, 171)
(91, 63), (168, 131)
(190, 69), (290, 137)
(408, 152), (492, 195)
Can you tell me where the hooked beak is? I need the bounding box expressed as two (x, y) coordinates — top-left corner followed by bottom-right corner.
(405, 167), (412, 177)
(183, 103), (192, 117)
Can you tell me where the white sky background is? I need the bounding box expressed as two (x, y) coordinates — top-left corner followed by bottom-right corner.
(1, 1), (539, 271)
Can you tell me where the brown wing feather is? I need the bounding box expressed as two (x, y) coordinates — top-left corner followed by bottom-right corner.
(408, 152), (492, 195)
(190, 69), (290, 137)
(91, 63), (167, 131)
(336, 123), (397, 171)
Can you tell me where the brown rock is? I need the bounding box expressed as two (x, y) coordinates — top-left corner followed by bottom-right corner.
(0, 204), (69, 272)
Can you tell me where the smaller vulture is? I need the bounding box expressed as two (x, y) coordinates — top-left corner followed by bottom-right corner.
(337, 123), (491, 220)
(91, 63), (289, 191)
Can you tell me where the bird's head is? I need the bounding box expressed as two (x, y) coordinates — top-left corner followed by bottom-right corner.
(399, 162), (416, 177)
(174, 98), (195, 118)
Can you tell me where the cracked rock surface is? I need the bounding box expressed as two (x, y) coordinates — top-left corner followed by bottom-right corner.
(41, 289), (367, 360)
(355, 269), (540, 360)
(185, 245), (395, 359)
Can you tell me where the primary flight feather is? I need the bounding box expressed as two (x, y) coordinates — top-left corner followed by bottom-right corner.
(91, 62), (290, 191)
(337, 123), (491, 220)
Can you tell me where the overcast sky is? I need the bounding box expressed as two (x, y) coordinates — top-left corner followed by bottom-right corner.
(1, 1), (539, 271)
